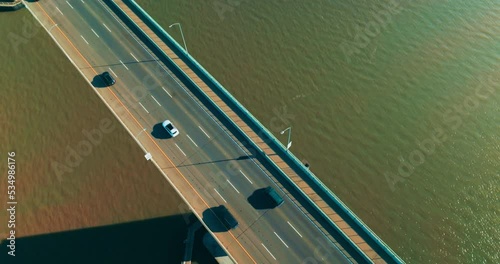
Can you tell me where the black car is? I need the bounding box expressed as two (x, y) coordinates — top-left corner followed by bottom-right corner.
(265, 186), (284, 207)
(217, 205), (238, 230)
(101, 71), (115, 86)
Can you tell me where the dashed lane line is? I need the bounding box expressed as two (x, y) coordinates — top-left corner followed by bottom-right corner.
(151, 95), (161, 106)
(119, 60), (129, 70)
(227, 180), (240, 194)
(108, 68), (118, 77)
(274, 232), (289, 248)
(287, 221), (303, 238)
(130, 52), (139, 62)
(162, 86), (172, 98)
(198, 126), (210, 138)
(138, 102), (149, 113)
(91, 28), (100, 38)
(80, 35), (89, 44)
(240, 170), (253, 184)
(214, 189), (227, 203)
(187, 134), (198, 147)
(175, 143), (187, 156)
(261, 243), (276, 260)
(103, 23), (112, 32)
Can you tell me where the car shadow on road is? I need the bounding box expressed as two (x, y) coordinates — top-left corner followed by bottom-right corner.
(151, 123), (171, 139)
(202, 207), (229, 233)
(247, 188), (275, 210)
(91, 75), (108, 88)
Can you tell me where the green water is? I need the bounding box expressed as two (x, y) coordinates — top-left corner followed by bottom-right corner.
(137, 0), (500, 263)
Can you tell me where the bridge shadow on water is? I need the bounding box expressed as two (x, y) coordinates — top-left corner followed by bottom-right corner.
(0, 214), (216, 264)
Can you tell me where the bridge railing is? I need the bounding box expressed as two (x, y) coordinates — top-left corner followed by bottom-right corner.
(115, 1), (404, 263)
(0, 0), (23, 9)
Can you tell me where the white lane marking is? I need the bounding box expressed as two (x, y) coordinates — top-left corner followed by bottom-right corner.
(261, 243), (276, 260)
(151, 95), (161, 106)
(198, 126), (210, 138)
(287, 221), (303, 238)
(56, 7), (64, 15)
(162, 86), (172, 98)
(91, 28), (100, 38)
(119, 60), (129, 70)
(66, 1), (73, 9)
(80, 35), (89, 45)
(214, 189), (227, 203)
(108, 68), (118, 77)
(186, 134), (198, 147)
(130, 52), (139, 63)
(138, 102), (149, 113)
(274, 232), (289, 248)
(239, 170), (253, 184)
(175, 143), (187, 156)
(227, 180), (240, 194)
(102, 23), (112, 32)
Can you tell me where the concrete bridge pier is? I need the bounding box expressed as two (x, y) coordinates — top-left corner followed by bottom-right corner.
(181, 221), (202, 264)
(202, 233), (235, 264)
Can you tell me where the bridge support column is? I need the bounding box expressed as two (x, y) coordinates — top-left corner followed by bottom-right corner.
(181, 221), (202, 264)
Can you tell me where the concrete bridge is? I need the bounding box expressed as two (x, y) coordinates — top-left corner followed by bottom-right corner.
(22, 0), (404, 263)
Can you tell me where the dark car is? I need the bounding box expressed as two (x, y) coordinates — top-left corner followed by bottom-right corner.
(101, 71), (115, 86)
(265, 186), (284, 207)
(217, 205), (238, 230)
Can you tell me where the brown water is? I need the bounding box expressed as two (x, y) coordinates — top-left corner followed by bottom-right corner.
(0, 9), (214, 263)
(136, 0), (500, 263)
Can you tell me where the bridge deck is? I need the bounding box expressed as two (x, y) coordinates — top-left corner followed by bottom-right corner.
(114, 1), (385, 263)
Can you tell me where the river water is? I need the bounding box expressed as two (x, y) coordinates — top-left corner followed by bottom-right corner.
(137, 0), (500, 263)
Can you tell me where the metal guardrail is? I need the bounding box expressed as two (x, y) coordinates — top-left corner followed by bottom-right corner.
(0, 0), (23, 9)
(117, 1), (404, 263)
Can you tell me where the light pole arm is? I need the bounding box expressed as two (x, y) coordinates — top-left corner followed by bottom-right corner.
(169, 23), (188, 54)
(287, 127), (292, 150)
(178, 24), (188, 53)
(280, 127), (292, 152)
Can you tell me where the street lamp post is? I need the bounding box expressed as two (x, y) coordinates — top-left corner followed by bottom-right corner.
(169, 22), (188, 54)
(280, 127), (292, 152)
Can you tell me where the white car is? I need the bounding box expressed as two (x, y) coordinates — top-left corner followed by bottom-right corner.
(162, 120), (179, 137)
